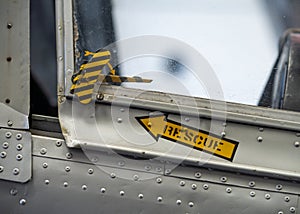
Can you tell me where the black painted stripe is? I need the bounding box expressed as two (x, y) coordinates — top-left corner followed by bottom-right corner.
(89, 55), (111, 63)
(84, 65), (106, 74)
(78, 94), (92, 101)
(74, 84), (94, 93)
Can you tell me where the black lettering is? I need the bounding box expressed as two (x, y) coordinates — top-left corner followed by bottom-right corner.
(173, 128), (180, 137)
(213, 141), (219, 150)
(184, 130), (193, 141)
(167, 126), (173, 135)
(204, 139), (213, 148)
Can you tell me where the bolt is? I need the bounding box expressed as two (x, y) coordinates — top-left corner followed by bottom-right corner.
(110, 173), (116, 179)
(56, 141), (62, 147)
(10, 188), (18, 196)
(249, 181), (255, 187)
(88, 168), (94, 174)
(82, 185), (87, 191)
(7, 120), (13, 127)
(1, 151), (7, 158)
(65, 166), (70, 172)
(226, 187), (232, 193)
(176, 200), (182, 205)
(96, 93), (104, 101)
(100, 188), (106, 193)
(42, 163), (48, 168)
(45, 180), (50, 185)
(40, 148), (47, 155)
(133, 174), (139, 181)
(195, 172), (201, 178)
(250, 191), (256, 197)
(138, 193), (143, 199)
(157, 196), (163, 202)
(276, 184), (283, 190)
(2, 142), (9, 149)
(16, 133), (22, 140)
(257, 136), (263, 142)
(285, 196), (290, 202)
(188, 202), (194, 207)
(16, 154), (23, 161)
(191, 184), (197, 190)
(19, 199), (26, 205)
(203, 184), (209, 190)
(290, 207), (296, 213)
(120, 190), (125, 196)
(294, 141), (300, 147)
(220, 177), (227, 182)
(5, 132), (12, 138)
(63, 182), (68, 187)
(13, 168), (19, 175)
(66, 152), (72, 159)
(0, 166), (3, 172)
(179, 181), (186, 186)
(265, 194), (271, 200)
(156, 177), (162, 184)
(16, 144), (23, 151)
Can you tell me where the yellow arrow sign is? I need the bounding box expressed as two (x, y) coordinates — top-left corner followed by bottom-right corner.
(136, 114), (239, 161)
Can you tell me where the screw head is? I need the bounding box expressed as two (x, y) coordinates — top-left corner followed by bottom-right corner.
(7, 120), (13, 127)
(96, 93), (104, 101)
(2, 142), (9, 149)
(66, 152), (72, 159)
(191, 184), (197, 190)
(294, 141), (300, 147)
(82, 185), (87, 191)
(1, 151), (7, 158)
(285, 196), (290, 202)
(118, 161), (125, 166)
(179, 181), (185, 186)
(144, 165), (152, 171)
(10, 188), (18, 196)
(100, 188), (106, 193)
(42, 163), (48, 168)
(257, 136), (263, 142)
(249, 181), (256, 187)
(165, 169), (171, 174)
(176, 200), (182, 205)
(278, 211), (283, 214)
(110, 173), (116, 179)
(221, 131), (226, 137)
(276, 184), (283, 190)
(188, 202), (194, 207)
(133, 174), (139, 181)
(19, 199), (26, 205)
(13, 168), (20, 175)
(65, 166), (71, 172)
(7, 23), (13, 29)
(45, 180), (50, 185)
(63, 182), (68, 187)
(0, 166), (4, 172)
(117, 118), (122, 123)
(220, 177), (227, 182)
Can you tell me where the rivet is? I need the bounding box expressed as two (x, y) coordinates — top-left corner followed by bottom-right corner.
(110, 173), (116, 178)
(248, 181), (255, 187)
(0, 166), (4, 172)
(157, 196), (163, 202)
(138, 193), (143, 199)
(259, 127), (264, 132)
(16, 133), (22, 140)
(2, 142), (9, 149)
(226, 187), (232, 193)
(278, 211), (283, 214)
(194, 172), (201, 178)
(220, 177), (227, 182)
(96, 93), (104, 101)
(191, 184), (197, 190)
(13, 168), (19, 175)
(19, 199), (26, 205)
(63, 182), (68, 187)
(117, 118), (122, 123)
(156, 167), (162, 172)
(7, 120), (13, 127)
(120, 108), (125, 112)
(55, 141), (62, 147)
(257, 136), (263, 142)
(66, 152), (72, 159)
(276, 184), (283, 190)
(179, 181), (185, 186)
(10, 188), (18, 196)
(16, 154), (23, 161)
(59, 56), (63, 61)
(265, 193), (271, 200)
(156, 177), (162, 184)
(203, 184), (209, 190)
(222, 122), (227, 127)
(42, 163), (48, 168)
(144, 165), (152, 171)
(133, 174), (139, 181)
(40, 148), (47, 155)
(120, 190), (125, 196)
(58, 25), (62, 30)
(7, 23), (13, 29)
(296, 133), (300, 137)
(165, 169), (171, 174)
(5, 132), (12, 138)
(221, 132), (226, 137)
(188, 202), (194, 207)
(290, 207), (296, 213)
(100, 188), (106, 193)
(45, 180), (50, 185)
(88, 168), (94, 174)
(250, 191), (256, 197)
(294, 141), (300, 147)
(118, 161), (125, 167)
(91, 157), (98, 163)
(176, 200), (182, 205)
(16, 144), (23, 151)
(65, 166), (70, 172)
(82, 185), (87, 190)
(185, 117), (190, 122)
(284, 196), (290, 202)
(147, 122), (152, 127)
(1, 151), (7, 158)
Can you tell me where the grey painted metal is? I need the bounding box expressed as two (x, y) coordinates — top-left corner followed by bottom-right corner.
(0, 128), (31, 183)
(1, 134), (299, 213)
(0, 0), (30, 129)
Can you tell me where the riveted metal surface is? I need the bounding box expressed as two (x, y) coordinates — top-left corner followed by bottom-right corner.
(0, 0), (29, 129)
(0, 128), (31, 183)
(0, 151), (298, 213)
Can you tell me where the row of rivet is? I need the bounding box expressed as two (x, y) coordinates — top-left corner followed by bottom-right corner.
(0, 166), (20, 175)
(4, 132), (22, 140)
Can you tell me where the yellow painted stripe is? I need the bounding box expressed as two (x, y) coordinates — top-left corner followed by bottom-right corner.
(94, 51), (111, 58)
(76, 88), (94, 97)
(79, 98), (92, 104)
(83, 59), (110, 69)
